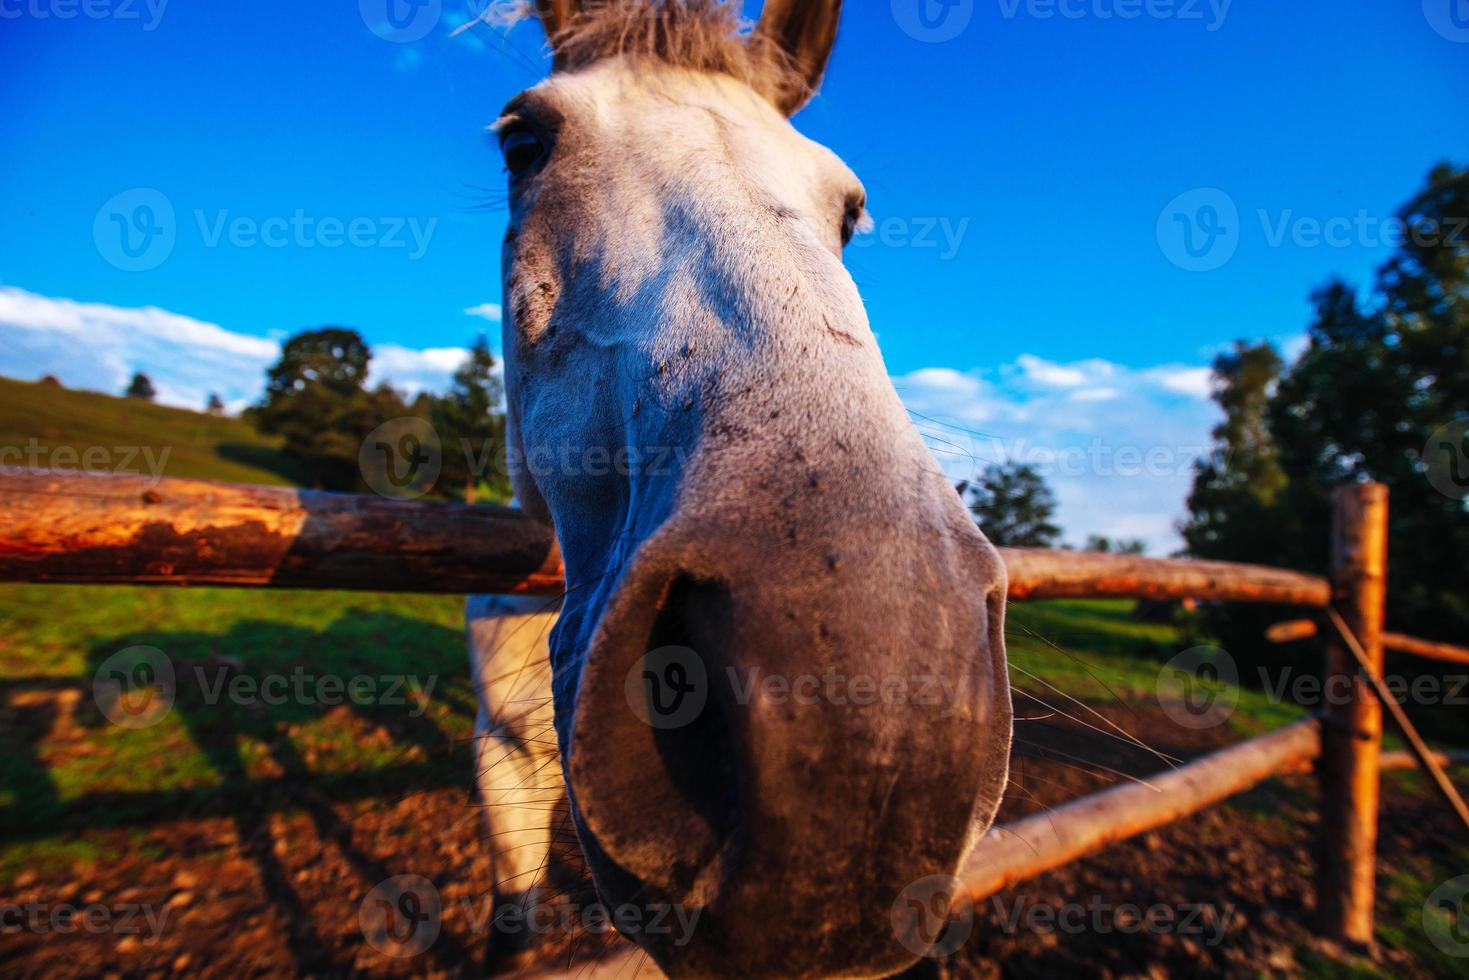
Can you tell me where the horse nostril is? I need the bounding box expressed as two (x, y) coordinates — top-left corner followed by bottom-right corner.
(643, 576), (742, 861)
(567, 571), (745, 904)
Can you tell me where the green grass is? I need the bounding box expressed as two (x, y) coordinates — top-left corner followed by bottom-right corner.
(0, 374), (307, 485)
(0, 585), (473, 841)
(1006, 599), (1307, 739)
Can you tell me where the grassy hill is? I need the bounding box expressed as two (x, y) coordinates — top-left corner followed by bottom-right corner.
(0, 375), (308, 486)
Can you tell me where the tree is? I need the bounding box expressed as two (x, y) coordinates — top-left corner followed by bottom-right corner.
(206, 393), (225, 415)
(248, 328), (406, 491)
(1183, 163), (1469, 648)
(1179, 341), (1298, 566)
(1085, 535), (1146, 555)
(967, 463), (1062, 548)
(125, 373), (156, 401)
(430, 335), (509, 503)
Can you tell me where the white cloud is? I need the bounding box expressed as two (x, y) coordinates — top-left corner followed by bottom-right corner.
(465, 302), (503, 322)
(1147, 366), (1214, 399)
(894, 352), (1222, 555)
(0, 286), (478, 412)
(1015, 354), (1089, 388)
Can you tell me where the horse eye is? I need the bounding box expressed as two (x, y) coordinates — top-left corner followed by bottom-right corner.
(500, 127), (547, 180)
(840, 201), (867, 247)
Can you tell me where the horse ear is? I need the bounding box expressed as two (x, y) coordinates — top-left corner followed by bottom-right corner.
(534, 0), (582, 60)
(751, 0), (842, 116)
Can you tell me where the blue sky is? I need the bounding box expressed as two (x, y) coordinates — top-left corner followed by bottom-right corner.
(3, 0), (1467, 549)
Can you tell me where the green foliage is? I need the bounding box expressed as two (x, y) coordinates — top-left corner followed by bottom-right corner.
(968, 462), (1062, 547)
(244, 328), (511, 502)
(123, 372), (155, 401)
(247, 327), (409, 491)
(1084, 535), (1147, 555)
(429, 334), (510, 503)
(1182, 164), (1469, 649)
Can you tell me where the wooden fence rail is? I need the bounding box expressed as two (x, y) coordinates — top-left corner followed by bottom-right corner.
(0, 468), (1460, 956)
(0, 468), (1331, 606)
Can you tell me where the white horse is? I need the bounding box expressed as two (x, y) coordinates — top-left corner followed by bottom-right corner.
(468, 2), (1012, 976)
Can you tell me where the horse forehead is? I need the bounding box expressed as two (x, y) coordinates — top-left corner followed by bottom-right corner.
(534, 59), (828, 165)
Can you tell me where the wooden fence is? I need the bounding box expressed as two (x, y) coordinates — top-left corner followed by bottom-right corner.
(3, 466), (1468, 952)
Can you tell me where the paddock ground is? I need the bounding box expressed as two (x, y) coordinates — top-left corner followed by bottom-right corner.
(2, 588), (1465, 978)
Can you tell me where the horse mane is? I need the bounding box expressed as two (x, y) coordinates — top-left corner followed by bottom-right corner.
(486, 0), (803, 106)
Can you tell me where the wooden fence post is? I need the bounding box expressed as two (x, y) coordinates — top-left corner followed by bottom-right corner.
(1316, 482), (1389, 946)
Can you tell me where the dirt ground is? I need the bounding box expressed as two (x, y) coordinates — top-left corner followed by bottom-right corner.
(2, 704), (1464, 979)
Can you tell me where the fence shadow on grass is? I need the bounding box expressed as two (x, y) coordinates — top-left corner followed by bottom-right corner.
(0, 610), (483, 976)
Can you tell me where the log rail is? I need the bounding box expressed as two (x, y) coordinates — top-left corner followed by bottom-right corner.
(0, 468), (1332, 606)
(1, 468), (1462, 955)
